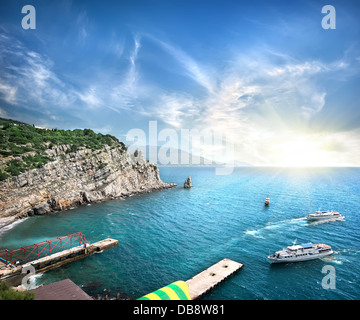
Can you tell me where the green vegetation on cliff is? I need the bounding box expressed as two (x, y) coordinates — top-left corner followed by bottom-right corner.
(0, 281), (34, 300)
(0, 118), (127, 180)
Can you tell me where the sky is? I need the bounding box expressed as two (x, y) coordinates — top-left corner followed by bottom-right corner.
(0, 0), (360, 166)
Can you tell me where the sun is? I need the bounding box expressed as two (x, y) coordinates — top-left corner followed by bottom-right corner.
(268, 135), (331, 167)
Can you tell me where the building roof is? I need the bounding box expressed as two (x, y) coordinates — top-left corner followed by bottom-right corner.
(31, 279), (92, 300)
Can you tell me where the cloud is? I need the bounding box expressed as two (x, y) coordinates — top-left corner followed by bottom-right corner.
(76, 10), (89, 45)
(108, 35), (145, 112)
(0, 107), (8, 118)
(0, 81), (17, 105)
(146, 43), (330, 130)
(132, 38), (359, 165)
(126, 35), (141, 90)
(77, 86), (101, 107)
(78, 26), (88, 45)
(151, 93), (199, 129)
(75, 35), (148, 114)
(1, 28), (358, 166)
(266, 61), (324, 77)
(0, 34), (78, 110)
(0, 32), (142, 117)
(300, 91), (326, 120)
(145, 34), (215, 93)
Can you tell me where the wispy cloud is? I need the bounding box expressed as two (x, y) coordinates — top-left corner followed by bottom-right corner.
(145, 44), (330, 129)
(0, 106), (8, 118)
(0, 34), (77, 109)
(0, 80), (17, 105)
(0, 31), (143, 118)
(108, 35), (145, 112)
(76, 10), (89, 45)
(145, 34), (215, 93)
(77, 86), (101, 107)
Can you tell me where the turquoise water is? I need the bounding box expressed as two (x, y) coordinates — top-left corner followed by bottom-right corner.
(1, 167), (360, 300)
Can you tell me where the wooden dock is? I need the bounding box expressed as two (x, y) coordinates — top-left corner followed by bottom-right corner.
(186, 258), (243, 300)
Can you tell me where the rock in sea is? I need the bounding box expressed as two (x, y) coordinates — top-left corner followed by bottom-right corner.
(184, 176), (192, 188)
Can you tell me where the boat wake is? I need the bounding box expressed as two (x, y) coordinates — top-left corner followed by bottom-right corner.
(245, 217), (307, 238)
(319, 248), (359, 265)
(307, 216), (345, 225)
(320, 255), (343, 265)
(244, 229), (265, 239)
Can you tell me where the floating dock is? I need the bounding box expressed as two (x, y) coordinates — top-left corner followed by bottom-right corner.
(186, 258), (243, 300)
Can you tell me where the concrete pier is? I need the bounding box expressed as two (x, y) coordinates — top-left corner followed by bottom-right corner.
(0, 238), (118, 286)
(138, 258), (244, 300)
(23, 238), (118, 274)
(186, 258), (243, 300)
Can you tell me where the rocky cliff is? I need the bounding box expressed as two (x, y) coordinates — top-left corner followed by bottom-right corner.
(0, 144), (175, 228)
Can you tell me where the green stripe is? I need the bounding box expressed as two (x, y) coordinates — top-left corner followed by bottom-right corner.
(153, 290), (171, 300)
(137, 296), (150, 300)
(167, 284), (189, 300)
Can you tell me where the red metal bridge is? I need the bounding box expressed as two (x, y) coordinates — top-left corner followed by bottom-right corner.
(0, 232), (88, 266)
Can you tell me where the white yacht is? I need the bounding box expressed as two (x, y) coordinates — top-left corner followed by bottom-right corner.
(306, 210), (343, 221)
(268, 242), (333, 264)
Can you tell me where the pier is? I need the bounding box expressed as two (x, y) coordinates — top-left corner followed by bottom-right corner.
(186, 258), (243, 300)
(22, 238), (118, 274)
(2, 234), (242, 299)
(0, 234), (118, 286)
(139, 258), (244, 300)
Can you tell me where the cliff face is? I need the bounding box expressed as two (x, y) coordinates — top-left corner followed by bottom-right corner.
(0, 144), (174, 227)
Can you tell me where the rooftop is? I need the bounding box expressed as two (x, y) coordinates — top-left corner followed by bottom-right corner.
(30, 279), (92, 300)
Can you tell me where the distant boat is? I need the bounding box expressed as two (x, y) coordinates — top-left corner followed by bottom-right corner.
(265, 194), (270, 206)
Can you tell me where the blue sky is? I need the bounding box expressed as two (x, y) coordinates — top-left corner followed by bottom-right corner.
(0, 0), (360, 166)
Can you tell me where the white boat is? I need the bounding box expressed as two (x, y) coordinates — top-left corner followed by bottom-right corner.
(265, 194), (270, 206)
(306, 210), (343, 221)
(268, 242), (333, 264)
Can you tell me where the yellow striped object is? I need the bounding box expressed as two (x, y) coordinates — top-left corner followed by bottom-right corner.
(137, 281), (191, 300)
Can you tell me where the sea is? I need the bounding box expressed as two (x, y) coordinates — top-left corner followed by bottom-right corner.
(0, 167), (359, 300)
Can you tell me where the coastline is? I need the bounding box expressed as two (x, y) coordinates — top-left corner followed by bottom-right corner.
(0, 183), (176, 233)
(0, 216), (29, 235)
(0, 142), (177, 230)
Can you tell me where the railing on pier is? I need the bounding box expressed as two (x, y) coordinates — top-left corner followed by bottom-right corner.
(0, 232), (88, 266)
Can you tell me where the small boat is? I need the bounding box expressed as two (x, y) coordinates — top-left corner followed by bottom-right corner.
(268, 242), (333, 264)
(265, 194), (270, 206)
(306, 210), (343, 221)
